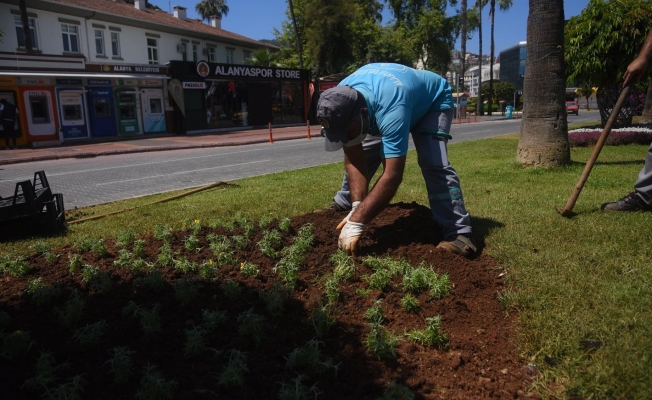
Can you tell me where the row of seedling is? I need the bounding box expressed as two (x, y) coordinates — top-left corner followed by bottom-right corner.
(272, 224), (315, 289)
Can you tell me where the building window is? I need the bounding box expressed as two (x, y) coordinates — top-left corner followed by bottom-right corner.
(14, 16), (38, 50)
(226, 48), (234, 64)
(111, 32), (121, 57)
(61, 24), (80, 53)
(243, 50), (251, 62)
(207, 46), (216, 62)
(94, 29), (105, 56)
(147, 38), (159, 64)
(192, 43), (198, 62)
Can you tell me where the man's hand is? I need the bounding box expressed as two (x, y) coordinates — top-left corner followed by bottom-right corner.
(623, 56), (649, 87)
(339, 221), (364, 255)
(337, 201), (360, 230)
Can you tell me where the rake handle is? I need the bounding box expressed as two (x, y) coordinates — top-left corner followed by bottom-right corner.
(560, 85), (631, 213)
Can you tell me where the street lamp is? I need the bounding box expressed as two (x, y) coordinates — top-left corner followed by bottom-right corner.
(513, 90), (523, 109)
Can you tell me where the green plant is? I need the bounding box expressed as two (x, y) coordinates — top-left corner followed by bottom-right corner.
(237, 309), (266, 346)
(366, 324), (399, 360)
(42, 374), (87, 400)
(183, 326), (208, 358)
(1, 330), (34, 360)
(72, 320), (107, 346)
(273, 257), (300, 289)
(311, 305), (335, 338)
(198, 259), (220, 282)
(44, 252), (60, 263)
(257, 229), (282, 258)
(22, 351), (70, 392)
(220, 279), (242, 301)
(25, 278), (46, 294)
(153, 224), (173, 243)
(364, 300), (385, 324)
(104, 346), (135, 385)
(277, 374), (321, 400)
(26, 279), (60, 306)
(91, 239), (109, 259)
(133, 239), (147, 258)
(116, 230), (136, 247)
(133, 270), (167, 293)
(259, 283), (287, 317)
(400, 294), (420, 313)
(129, 258), (155, 276)
(376, 381), (415, 400)
(217, 349), (248, 388)
(231, 234), (249, 250)
(210, 218), (235, 231)
(285, 339), (339, 376)
(184, 234), (201, 252)
(30, 240), (51, 254)
(242, 221), (255, 238)
(135, 363), (177, 400)
(201, 309), (228, 332)
(56, 290), (85, 329)
(0, 256), (31, 277)
(364, 268), (393, 291)
(405, 316), (448, 349)
(239, 261), (259, 278)
(172, 257), (197, 274)
(81, 265), (112, 293)
(73, 236), (94, 252)
(401, 262), (451, 299)
(173, 279), (201, 307)
(356, 288), (372, 296)
(68, 254), (83, 274)
(428, 273), (452, 300)
(323, 275), (340, 305)
(331, 251), (355, 282)
(113, 249), (133, 269)
(279, 217), (292, 233)
(156, 243), (175, 267)
(122, 302), (161, 334)
(258, 215), (275, 229)
(183, 218), (202, 235)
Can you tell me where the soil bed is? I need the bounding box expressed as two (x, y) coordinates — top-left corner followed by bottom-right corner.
(0, 202), (535, 399)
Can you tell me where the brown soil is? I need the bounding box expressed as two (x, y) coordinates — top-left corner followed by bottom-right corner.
(0, 202), (537, 399)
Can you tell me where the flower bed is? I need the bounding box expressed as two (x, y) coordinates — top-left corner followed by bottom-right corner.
(568, 126), (652, 147)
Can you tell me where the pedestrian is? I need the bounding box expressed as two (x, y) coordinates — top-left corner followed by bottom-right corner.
(602, 28), (652, 212)
(0, 99), (18, 150)
(316, 63), (476, 257)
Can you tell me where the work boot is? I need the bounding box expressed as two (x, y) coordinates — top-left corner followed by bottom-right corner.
(437, 234), (477, 258)
(601, 192), (652, 212)
(313, 201), (348, 213)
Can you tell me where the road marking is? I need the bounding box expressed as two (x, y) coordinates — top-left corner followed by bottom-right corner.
(94, 160), (270, 185)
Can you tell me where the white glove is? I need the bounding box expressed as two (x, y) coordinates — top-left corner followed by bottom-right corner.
(337, 201), (360, 230)
(339, 221), (364, 255)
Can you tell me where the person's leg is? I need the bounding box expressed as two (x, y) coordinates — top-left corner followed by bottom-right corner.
(412, 107), (475, 255)
(332, 135), (384, 209)
(1, 123), (11, 149)
(602, 142), (652, 211)
(7, 125), (16, 148)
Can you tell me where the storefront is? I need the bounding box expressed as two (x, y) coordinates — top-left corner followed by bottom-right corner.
(168, 61), (311, 133)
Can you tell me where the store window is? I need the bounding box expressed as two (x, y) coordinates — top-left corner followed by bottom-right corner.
(281, 82), (304, 124)
(243, 50), (251, 63)
(94, 29), (105, 56)
(205, 80), (249, 129)
(14, 16), (39, 50)
(61, 24), (80, 53)
(226, 48), (234, 64)
(147, 38), (159, 64)
(111, 32), (121, 57)
(207, 46), (216, 62)
(192, 43), (199, 62)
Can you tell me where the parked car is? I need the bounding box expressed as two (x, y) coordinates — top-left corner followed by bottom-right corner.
(566, 101), (579, 115)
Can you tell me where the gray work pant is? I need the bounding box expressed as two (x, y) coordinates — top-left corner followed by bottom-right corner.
(634, 141), (652, 204)
(333, 108), (472, 240)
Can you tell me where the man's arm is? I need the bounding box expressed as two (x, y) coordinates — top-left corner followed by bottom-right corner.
(624, 28), (652, 86)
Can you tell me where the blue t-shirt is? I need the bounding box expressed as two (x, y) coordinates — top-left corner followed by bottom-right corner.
(338, 63), (453, 158)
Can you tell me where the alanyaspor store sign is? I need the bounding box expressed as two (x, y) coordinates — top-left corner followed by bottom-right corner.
(209, 63), (309, 81)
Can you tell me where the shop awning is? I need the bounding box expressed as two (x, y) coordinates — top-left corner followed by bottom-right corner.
(0, 71), (167, 79)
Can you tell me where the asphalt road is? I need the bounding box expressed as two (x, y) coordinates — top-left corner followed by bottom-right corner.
(0, 111), (601, 208)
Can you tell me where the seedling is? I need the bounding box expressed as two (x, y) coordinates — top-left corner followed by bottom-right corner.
(73, 236), (95, 252)
(242, 221), (255, 238)
(366, 323), (399, 360)
(279, 217), (292, 233)
(259, 283), (288, 317)
(364, 268), (393, 291)
(122, 302), (162, 334)
(22, 351), (70, 391)
(401, 294), (420, 313)
(273, 257), (300, 289)
(153, 224), (174, 243)
(402, 265), (435, 294)
(323, 275), (340, 305)
(231, 235), (249, 251)
(285, 339), (339, 376)
(184, 326), (209, 358)
(183, 218), (202, 235)
(172, 257), (197, 274)
(331, 251), (355, 282)
(157, 243), (175, 268)
(259, 215), (275, 229)
(68, 254), (83, 274)
(356, 288), (372, 296)
(257, 229), (282, 258)
(30, 240), (51, 254)
(44, 252), (60, 263)
(217, 349), (248, 388)
(184, 234), (201, 253)
(105, 346), (135, 385)
(210, 218), (235, 232)
(201, 309), (228, 332)
(198, 259), (220, 282)
(114, 249), (133, 269)
(116, 230), (136, 247)
(364, 300), (385, 324)
(133, 270), (167, 293)
(378, 381), (415, 400)
(311, 305), (335, 338)
(240, 261), (259, 278)
(237, 309), (266, 346)
(174, 279), (202, 307)
(25, 278), (46, 294)
(42, 374), (87, 400)
(0, 256), (31, 277)
(427, 273), (452, 300)
(133, 239), (147, 258)
(26, 279), (60, 306)
(91, 239), (109, 259)
(277, 374), (321, 400)
(81, 265), (112, 293)
(1, 330), (34, 360)
(135, 363), (178, 400)
(129, 259), (155, 276)
(405, 316), (448, 348)
(73, 320), (107, 346)
(220, 279), (243, 301)
(56, 290), (85, 328)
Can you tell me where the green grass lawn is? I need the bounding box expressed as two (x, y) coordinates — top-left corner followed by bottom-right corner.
(2, 129), (652, 399)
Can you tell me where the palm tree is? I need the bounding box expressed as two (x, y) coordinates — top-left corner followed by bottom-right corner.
(516, 0), (569, 167)
(246, 49), (283, 67)
(487, 0), (512, 115)
(475, 0), (487, 115)
(287, 0), (304, 68)
(195, 0), (229, 22)
(460, 0), (468, 90)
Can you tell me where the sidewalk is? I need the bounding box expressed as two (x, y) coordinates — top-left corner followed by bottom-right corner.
(0, 114), (515, 166)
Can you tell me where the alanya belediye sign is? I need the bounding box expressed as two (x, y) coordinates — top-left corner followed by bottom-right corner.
(210, 64), (306, 80)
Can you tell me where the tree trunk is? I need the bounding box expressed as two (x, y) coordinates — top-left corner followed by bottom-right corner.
(517, 0), (569, 167)
(288, 0), (304, 69)
(641, 78), (652, 124)
(488, 0), (495, 116)
(460, 0), (467, 87)
(19, 0), (33, 53)
(478, 1), (483, 115)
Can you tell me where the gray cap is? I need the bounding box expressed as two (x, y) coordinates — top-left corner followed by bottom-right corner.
(316, 86), (369, 151)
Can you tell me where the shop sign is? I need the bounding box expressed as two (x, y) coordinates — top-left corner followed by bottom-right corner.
(0, 77), (16, 85)
(207, 64), (308, 81)
(167, 79), (185, 116)
(141, 79), (161, 87)
(87, 79), (111, 86)
(196, 61), (210, 78)
(182, 82), (206, 89)
(21, 77), (51, 85)
(103, 64), (163, 73)
(56, 78), (83, 85)
(116, 79), (138, 86)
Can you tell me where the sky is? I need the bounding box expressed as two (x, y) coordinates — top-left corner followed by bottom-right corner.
(148, 0), (591, 55)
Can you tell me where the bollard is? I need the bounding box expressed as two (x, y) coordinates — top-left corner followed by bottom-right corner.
(467, 115), (470, 124)
(307, 121), (311, 140)
(474, 114), (477, 123)
(269, 122), (274, 144)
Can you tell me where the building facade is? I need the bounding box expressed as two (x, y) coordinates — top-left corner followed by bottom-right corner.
(498, 41), (526, 92)
(0, 0), (309, 147)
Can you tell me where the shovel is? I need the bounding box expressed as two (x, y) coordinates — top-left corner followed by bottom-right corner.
(556, 84), (631, 218)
